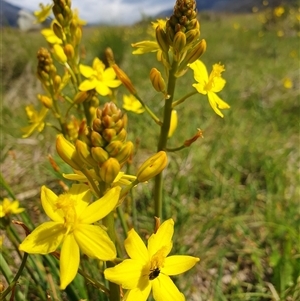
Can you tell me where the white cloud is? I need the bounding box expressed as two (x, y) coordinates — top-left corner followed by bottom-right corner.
(6, 0), (175, 24)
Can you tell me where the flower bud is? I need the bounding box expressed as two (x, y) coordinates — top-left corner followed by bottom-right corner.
(74, 91), (88, 104)
(114, 141), (134, 165)
(64, 44), (74, 60)
(75, 139), (97, 168)
(90, 131), (105, 147)
(155, 25), (169, 53)
(38, 94), (53, 109)
(114, 128), (127, 143)
(99, 158), (120, 184)
(136, 151), (168, 182)
(173, 31), (186, 55)
(185, 29), (200, 45)
(102, 128), (116, 142)
(112, 64), (136, 94)
(52, 21), (65, 40)
(56, 134), (82, 170)
(106, 140), (123, 157)
(91, 147), (109, 164)
(150, 68), (166, 93)
(168, 110), (178, 138)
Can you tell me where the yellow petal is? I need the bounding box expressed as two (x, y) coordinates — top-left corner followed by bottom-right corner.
(79, 64), (95, 78)
(124, 285), (152, 301)
(79, 78), (97, 91)
(95, 83), (111, 96)
(68, 184), (91, 215)
(60, 234), (80, 289)
(211, 77), (226, 93)
(148, 219), (174, 257)
(41, 186), (64, 222)
(152, 273), (185, 301)
(207, 92), (230, 118)
(168, 110), (177, 138)
(163, 255), (200, 275)
(79, 186), (120, 223)
(19, 221), (65, 254)
(125, 228), (149, 263)
(74, 224), (116, 260)
(104, 259), (148, 289)
(189, 60), (209, 82)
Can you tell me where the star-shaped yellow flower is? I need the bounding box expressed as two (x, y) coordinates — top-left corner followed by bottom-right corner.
(0, 198), (24, 217)
(79, 58), (121, 96)
(189, 60), (230, 118)
(122, 94), (145, 114)
(19, 184), (120, 289)
(34, 3), (53, 23)
(21, 105), (48, 138)
(104, 218), (199, 301)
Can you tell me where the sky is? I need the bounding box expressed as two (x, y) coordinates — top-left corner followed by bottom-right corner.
(6, 0), (175, 24)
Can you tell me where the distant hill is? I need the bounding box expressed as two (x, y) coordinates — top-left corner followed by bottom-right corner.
(0, 0), (22, 27)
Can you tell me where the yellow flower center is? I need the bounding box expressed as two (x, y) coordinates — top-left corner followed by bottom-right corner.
(55, 194), (77, 233)
(148, 246), (168, 280)
(205, 63), (225, 92)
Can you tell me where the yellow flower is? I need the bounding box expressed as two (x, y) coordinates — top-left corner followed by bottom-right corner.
(283, 77), (293, 89)
(0, 198), (25, 217)
(168, 110), (178, 138)
(19, 184), (120, 289)
(41, 21), (63, 44)
(189, 60), (230, 118)
(274, 6), (285, 18)
(21, 105), (48, 138)
(122, 94), (144, 114)
(79, 58), (121, 96)
(34, 3), (53, 23)
(104, 219), (199, 301)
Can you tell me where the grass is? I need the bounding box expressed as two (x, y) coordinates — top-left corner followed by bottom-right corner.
(1, 9), (300, 301)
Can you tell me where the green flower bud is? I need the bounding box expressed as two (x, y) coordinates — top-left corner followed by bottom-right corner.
(99, 158), (120, 184)
(136, 151), (168, 182)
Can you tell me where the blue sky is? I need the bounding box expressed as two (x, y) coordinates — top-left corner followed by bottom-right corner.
(6, 0), (175, 24)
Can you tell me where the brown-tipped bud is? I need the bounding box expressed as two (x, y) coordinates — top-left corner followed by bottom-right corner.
(52, 21), (65, 40)
(112, 64), (136, 95)
(56, 134), (82, 170)
(114, 141), (134, 165)
(74, 91), (88, 104)
(38, 94), (53, 109)
(173, 31), (186, 55)
(64, 44), (74, 59)
(91, 146), (109, 164)
(53, 44), (67, 64)
(106, 140), (123, 157)
(136, 151), (168, 182)
(166, 25), (175, 46)
(184, 129), (204, 147)
(99, 158), (120, 184)
(150, 68), (166, 93)
(48, 154), (60, 172)
(92, 118), (103, 133)
(75, 139), (97, 168)
(90, 131), (105, 147)
(155, 25), (169, 53)
(102, 128), (116, 142)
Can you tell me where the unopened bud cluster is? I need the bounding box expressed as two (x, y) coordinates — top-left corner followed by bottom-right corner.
(77, 102), (134, 183)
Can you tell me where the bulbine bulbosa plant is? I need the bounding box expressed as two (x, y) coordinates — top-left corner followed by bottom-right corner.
(1, 0), (229, 300)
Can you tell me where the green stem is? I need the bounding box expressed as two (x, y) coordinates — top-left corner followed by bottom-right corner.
(172, 91), (197, 108)
(154, 60), (178, 218)
(0, 252), (28, 300)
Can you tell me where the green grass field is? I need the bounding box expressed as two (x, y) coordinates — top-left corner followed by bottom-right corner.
(1, 8), (299, 301)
